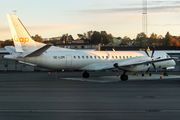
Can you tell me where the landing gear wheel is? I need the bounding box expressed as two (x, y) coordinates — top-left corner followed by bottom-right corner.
(120, 74), (128, 81)
(149, 73), (152, 76)
(82, 71), (89, 78)
(163, 73), (168, 76)
(142, 74), (144, 76)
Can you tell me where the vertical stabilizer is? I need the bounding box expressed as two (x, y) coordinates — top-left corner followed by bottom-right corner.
(7, 15), (23, 52)
(7, 14), (38, 52)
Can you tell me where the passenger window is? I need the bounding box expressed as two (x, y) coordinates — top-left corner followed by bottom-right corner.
(123, 56), (125, 59)
(74, 56), (76, 59)
(119, 56), (121, 59)
(78, 56), (80, 59)
(90, 56), (92, 59)
(94, 56), (96, 59)
(106, 56), (108, 59)
(86, 56), (88, 59)
(130, 56), (132, 58)
(112, 56), (114, 59)
(127, 56), (128, 59)
(82, 56), (84, 59)
(98, 56), (100, 59)
(116, 56), (117, 59)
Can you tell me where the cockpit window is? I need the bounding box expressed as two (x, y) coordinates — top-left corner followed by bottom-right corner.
(166, 55), (170, 58)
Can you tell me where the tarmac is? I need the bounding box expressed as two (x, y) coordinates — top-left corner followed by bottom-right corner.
(0, 71), (180, 120)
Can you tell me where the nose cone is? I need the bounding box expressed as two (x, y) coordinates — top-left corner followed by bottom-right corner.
(172, 59), (176, 66)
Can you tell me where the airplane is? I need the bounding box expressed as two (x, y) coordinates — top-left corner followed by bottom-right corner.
(3, 14), (176, 81)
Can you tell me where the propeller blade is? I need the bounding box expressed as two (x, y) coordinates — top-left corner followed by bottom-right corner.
(151, 46), (155, 58)
(152, 63), (156, 69)
(145, 50), (150, 57)
(152, 63), (157, 72)
(146, 68), (150, 73)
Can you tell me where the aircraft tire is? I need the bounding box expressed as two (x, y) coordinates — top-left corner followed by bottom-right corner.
(120, 75), (128, 81)
(163, 73), (168, 76)
(82, 72), (89, 78)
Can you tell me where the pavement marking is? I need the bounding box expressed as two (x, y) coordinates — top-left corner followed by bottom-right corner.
(1, 109), (180, 113)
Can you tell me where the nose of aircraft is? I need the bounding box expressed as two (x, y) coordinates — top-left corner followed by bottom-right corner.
(172, 59), (176, 66)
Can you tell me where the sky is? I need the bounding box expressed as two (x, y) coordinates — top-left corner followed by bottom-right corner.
(1, 0), (180, 40)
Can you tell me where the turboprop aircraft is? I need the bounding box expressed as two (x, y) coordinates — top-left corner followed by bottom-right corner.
(3, 14), (176, 81)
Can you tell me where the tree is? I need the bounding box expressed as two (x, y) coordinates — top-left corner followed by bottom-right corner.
(32, 34), (43, 43)
(116, 37), (122, 40)
(136, 32), (147, 46)
(158, 35), (164, 40)
(156, 35), (164, 46)
(169, 37), (180, 46)
(77, 33), (87, 40)
(100, 31), (109, 44)
(77, 33), (89, 43)
(164, 32), (174, 46)
(121, 36), (131, 44)
(1, 39), (14, 48)
(91, 31), (101, 43)
(108, 34), (113, 40)
(60, 34), (74, 43)
(68, 35), (74, 41)
(91, 31), (113, 45)
(149, 33), (158, 45)
(0, 41), (2, 48)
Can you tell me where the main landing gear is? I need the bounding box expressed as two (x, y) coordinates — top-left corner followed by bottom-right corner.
(120, 71), (128, 81)
(82, 71), (89, 78)
(163, 68), (168, 76)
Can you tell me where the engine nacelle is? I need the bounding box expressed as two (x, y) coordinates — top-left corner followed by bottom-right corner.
(114, 56), (152, 72)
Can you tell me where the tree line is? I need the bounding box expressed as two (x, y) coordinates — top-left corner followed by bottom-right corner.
(0, 34), (43, 48)
(0, 31), (180, 47)
(136, 32), (180, 47)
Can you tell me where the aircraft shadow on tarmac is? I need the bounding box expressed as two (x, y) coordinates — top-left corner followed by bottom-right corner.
(62, 74), (180, 83)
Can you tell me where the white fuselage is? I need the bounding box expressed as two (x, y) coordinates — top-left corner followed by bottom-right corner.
(5, 50), (176, 72)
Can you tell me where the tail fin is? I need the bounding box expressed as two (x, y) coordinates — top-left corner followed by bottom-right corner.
(7, 14), (44, 53)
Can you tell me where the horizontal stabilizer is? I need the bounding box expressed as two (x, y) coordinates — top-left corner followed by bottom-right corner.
(4, 46), (16, 54)
(24, 44), (52, 57)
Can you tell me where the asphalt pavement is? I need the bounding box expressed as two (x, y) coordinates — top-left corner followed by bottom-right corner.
(0, 71), (180, 120)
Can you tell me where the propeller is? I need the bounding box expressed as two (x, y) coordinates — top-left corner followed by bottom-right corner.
(151, 46), (155, 58)
(144, 46), (156, 70)
(145, 50), (150, 57)
(152, 63), (156, 70)
(145, 46), (155, 58)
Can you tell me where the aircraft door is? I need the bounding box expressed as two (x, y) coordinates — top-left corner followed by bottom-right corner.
(66, 55), (72, 67)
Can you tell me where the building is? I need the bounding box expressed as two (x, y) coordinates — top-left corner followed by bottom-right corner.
(72, 39), (84, 44)
(56, 43), (99, 50)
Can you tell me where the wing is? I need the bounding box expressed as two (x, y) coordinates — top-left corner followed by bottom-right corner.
(116, 58), (174, 68)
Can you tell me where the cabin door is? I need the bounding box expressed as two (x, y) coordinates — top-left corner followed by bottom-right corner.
(66, 55), (72, 67)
